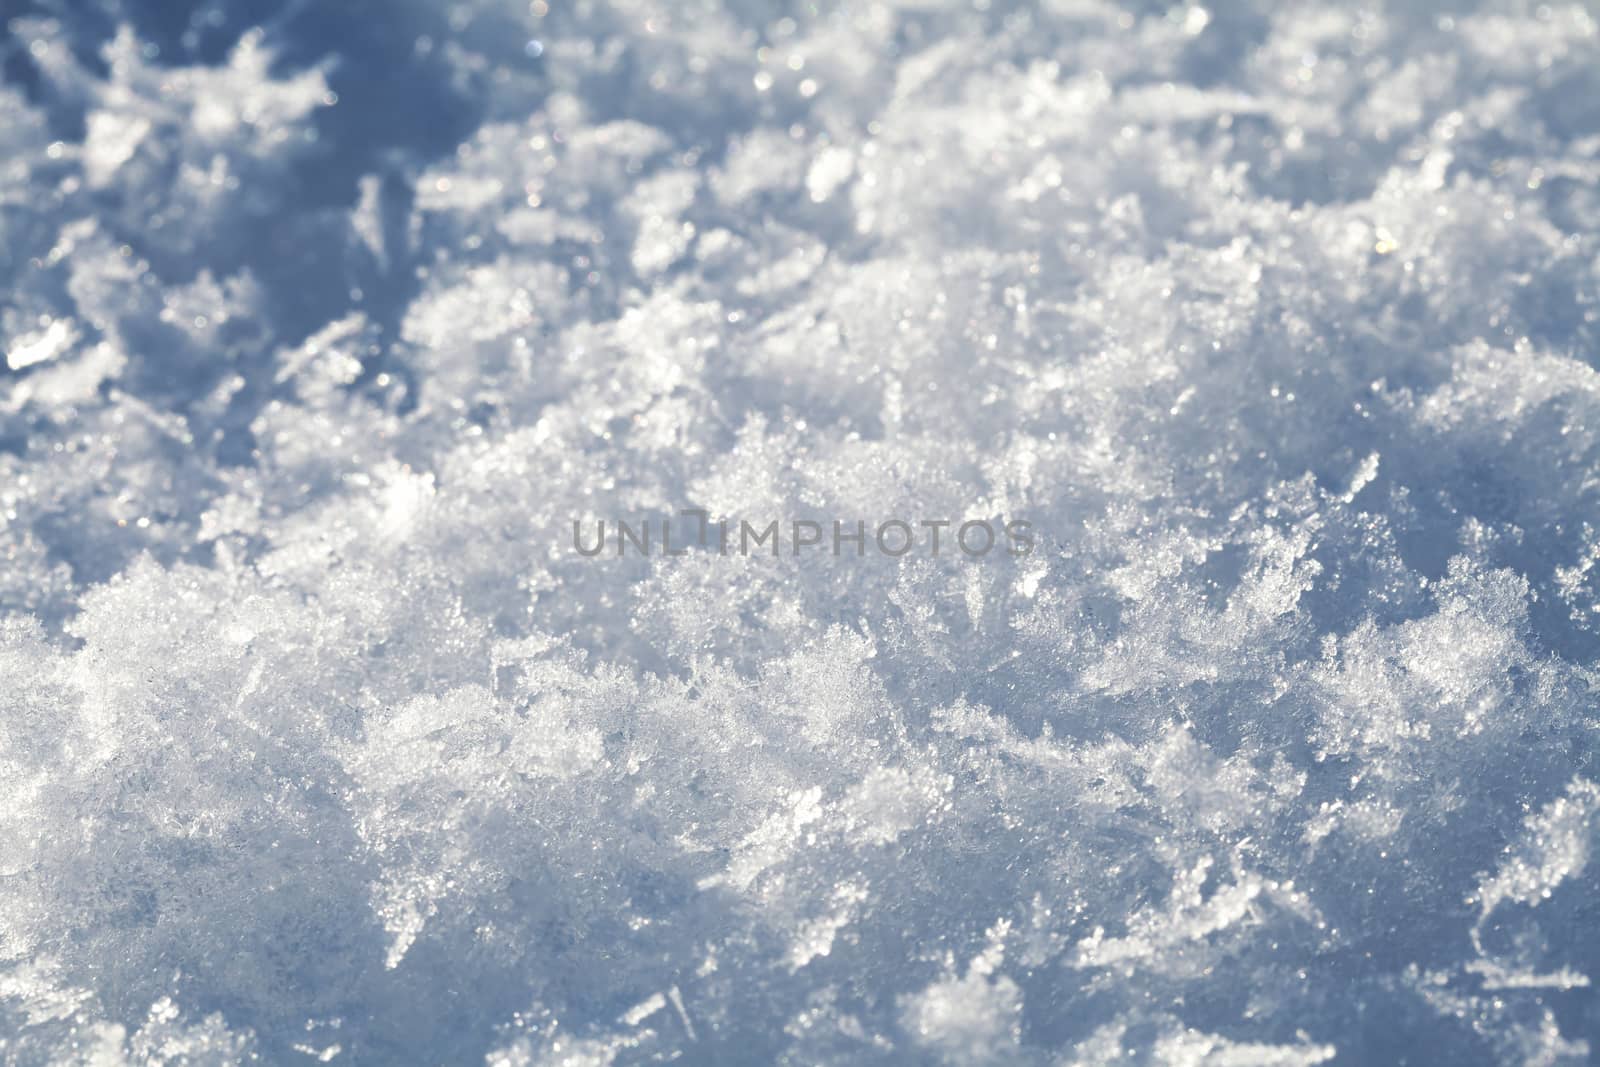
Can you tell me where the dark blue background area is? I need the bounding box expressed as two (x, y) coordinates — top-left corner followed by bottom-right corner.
(2, 0), (486, 379)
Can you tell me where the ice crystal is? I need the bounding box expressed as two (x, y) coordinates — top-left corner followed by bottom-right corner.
(2, 0), (1600, 1063)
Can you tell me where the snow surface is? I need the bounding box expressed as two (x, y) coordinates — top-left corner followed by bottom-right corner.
(2, 0), (1600, 1063)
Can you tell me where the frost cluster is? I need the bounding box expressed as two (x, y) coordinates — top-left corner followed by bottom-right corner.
(3, 0), (1600, 1064)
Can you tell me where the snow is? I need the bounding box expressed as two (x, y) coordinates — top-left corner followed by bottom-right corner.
(2, 0), (1600, 1063)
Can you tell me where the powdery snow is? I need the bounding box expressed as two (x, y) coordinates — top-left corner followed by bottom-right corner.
(2, 1), (1600, 1063)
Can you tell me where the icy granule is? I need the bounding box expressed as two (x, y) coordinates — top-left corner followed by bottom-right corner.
(3, 1), (1600, 1064)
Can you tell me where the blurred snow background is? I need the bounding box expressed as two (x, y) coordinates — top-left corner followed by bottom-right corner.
(2, 0), (1600, 1063)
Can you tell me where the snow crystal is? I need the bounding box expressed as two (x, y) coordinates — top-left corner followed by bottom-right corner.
(3, 0), (1600, 1064)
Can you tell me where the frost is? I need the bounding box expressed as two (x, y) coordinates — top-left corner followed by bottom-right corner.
(4, 0), (1600, 1063)
(899, 928), (1024, 1065)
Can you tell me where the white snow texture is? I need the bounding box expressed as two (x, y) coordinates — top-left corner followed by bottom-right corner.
(2, 0), (1600, 1063)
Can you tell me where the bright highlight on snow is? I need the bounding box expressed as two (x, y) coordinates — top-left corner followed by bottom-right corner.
(2, 1), (1599, 1064)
